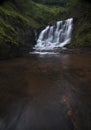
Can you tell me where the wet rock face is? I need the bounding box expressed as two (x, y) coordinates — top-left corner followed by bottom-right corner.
(0, 0), (39, 59)
(0, 13), (36, 58)
(22, 27), (36, 53)
(0, 27), (36, 58)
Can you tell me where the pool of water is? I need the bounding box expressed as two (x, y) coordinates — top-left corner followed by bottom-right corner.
(0, 53), (91, 130)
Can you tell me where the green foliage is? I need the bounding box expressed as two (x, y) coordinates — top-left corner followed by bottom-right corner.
(0, 0), (66, 57)
(24, 2), (63, 26)
(1, 0), (64, 27)
(32, 0), (70, 6)
(72, 23), (91, 47)
(64, 0), (91, 47)
(71, 33), (91, 47)
(0, 0), (91, 58)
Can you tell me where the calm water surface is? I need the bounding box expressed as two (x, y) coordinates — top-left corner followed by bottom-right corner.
(0, 53), (91, 130)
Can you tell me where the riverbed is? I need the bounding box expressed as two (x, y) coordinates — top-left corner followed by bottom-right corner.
(0, 52), (91, 130)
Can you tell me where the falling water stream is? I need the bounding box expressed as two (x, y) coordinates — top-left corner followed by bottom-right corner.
(0, 18), (91, 130)
(33, 18), (73, 53)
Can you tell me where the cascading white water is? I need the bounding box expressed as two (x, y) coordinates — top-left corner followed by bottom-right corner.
(33, 18), (73, 51)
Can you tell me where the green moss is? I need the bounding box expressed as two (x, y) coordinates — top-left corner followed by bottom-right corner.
(0, 6), (40, 28)
(66, 0), (91, 47)
(0, 0), (91, 58)
(0, 0), (66, 58)
(0, 18), (18, 45)
(72, 33), (91, 47)
(21, 1), (64, 26)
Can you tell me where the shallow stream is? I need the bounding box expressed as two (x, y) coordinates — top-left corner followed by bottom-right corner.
(0, 52), (91, 130)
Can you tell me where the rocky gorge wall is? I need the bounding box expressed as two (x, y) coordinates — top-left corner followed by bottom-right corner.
(0, 0), (61, 58)
(0, 4), (35, 58)
(0, 0), (91, 58)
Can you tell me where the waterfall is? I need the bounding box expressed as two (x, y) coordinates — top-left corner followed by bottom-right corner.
(33, 18), (73, 51)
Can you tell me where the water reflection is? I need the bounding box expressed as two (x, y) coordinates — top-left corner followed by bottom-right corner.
(29, 51), (59, 58)
(0, 54), (91, 130)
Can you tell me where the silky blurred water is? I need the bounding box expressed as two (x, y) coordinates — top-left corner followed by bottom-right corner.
(0, 53), (91, 130)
